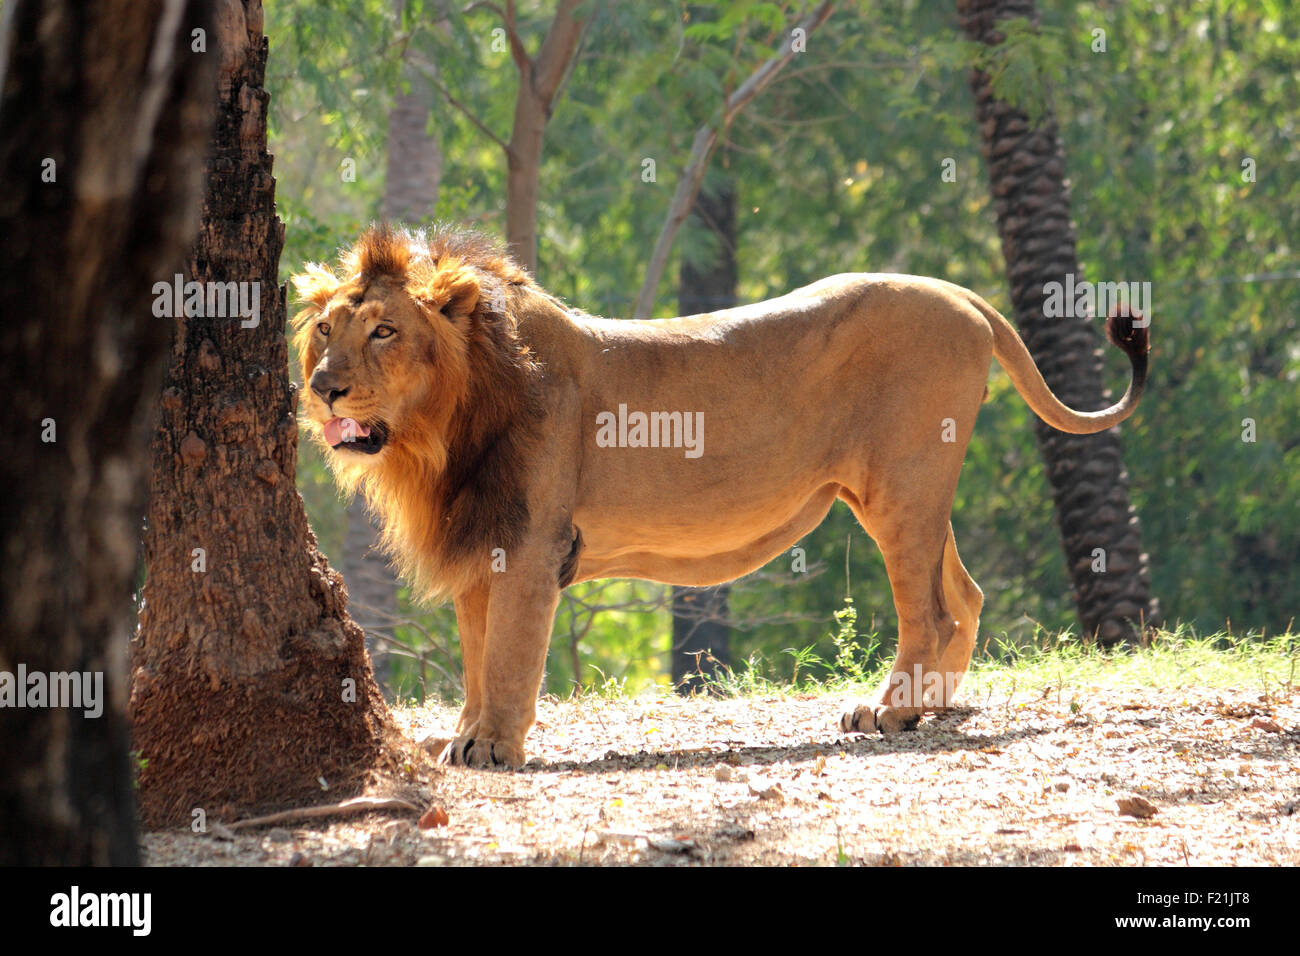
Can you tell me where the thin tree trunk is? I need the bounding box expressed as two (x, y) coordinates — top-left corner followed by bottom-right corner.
(505, 86), (548, 272)
(0, 0), (215, 863)
(632, 1), (834, 319)
(427, 2), (587, 272)
(380, 0), (443, 224)
(958, 0), (1159, 643)
(502, 0), (587, 272)
(344, 494), (400, 690)
(671, 178), (737, 692)
(131, 0), (395, 827)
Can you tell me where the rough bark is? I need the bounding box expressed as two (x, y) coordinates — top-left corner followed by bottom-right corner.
(958, 0), (1159, 643)
(0, 0), (215, 863)
(131, 0), (395, 828)
(671, 179), (737, 692)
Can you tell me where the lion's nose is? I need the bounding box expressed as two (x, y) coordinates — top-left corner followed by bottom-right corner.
(309, 370), (350, 407)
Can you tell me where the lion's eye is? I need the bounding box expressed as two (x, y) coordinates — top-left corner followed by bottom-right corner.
(317, 322), (331, 337)
(371, 325), (395, 340)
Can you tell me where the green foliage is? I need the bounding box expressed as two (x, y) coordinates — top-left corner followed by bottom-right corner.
(131, 751), (148, 790)
(962, 625), (1300, 697)
(829, 598), (869, 684)
(1049, 1), (1300, 634)
(971, 17), (1067, 122)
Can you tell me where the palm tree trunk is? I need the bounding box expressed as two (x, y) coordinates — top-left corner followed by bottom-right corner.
(958, 0), (1159, 644)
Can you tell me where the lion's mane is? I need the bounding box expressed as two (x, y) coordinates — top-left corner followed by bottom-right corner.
(291, 225), (546, 599)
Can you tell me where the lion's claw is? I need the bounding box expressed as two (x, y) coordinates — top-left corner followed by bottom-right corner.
(437, 735), (525, 769)
(839, 703), (922, 735)
(840, 703), (879, 734)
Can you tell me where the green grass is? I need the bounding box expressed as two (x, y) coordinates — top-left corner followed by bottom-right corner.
(696, 625), (1300, 703)
(967, 625), (1298, 695)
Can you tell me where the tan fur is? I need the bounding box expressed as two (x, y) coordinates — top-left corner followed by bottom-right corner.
(293, 225), (1149, 767)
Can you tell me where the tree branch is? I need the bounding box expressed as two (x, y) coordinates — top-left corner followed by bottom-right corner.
(502, 0), (533, 77)
(426, 69), (511, 154)
(633, 1), (834, 319)
(531, 0), (588, 107)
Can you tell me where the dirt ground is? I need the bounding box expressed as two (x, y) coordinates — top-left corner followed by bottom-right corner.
(143, 683), (1299, 866)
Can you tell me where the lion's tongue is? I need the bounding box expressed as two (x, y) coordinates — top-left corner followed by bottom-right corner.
(323, 417), (370, 446)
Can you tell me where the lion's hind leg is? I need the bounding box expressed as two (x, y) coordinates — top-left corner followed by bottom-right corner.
(934, 522), (982, 706)
(837, 495), (957, 735)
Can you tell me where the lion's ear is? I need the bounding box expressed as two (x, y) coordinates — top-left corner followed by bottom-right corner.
(444, 272), (481, 320)
(417, 266), (480, 323)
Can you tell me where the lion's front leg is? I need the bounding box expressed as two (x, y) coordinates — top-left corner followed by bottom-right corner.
(438, 569), (560, 769)
(416, 588), (488, 757)
(452, 588), (488, 735)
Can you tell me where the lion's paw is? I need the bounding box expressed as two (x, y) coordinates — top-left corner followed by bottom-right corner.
(874, 705), (922, 734)
(838, 703), (922, 736)
(839, 703), (879, 734)
(437, 735), (526, 769)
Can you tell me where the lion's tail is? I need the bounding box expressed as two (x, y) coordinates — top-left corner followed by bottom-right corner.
(966, 292), (1149, 435)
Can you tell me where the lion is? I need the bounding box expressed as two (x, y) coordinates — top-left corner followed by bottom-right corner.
(292, 224), (1149, 768)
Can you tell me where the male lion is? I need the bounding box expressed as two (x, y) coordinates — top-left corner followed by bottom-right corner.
(293, 225), (1148, 768)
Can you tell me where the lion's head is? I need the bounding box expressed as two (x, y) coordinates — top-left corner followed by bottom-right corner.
(291, 224), (544, 597)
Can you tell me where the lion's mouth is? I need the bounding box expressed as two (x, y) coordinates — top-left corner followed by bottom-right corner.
(323, 416), (388, 455)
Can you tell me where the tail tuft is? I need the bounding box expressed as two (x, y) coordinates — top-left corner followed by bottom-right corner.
(1105, 305), (1150, 362)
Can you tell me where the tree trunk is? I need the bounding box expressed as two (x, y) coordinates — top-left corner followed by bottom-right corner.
(343, 494), (400, 690)
(671, 178), (736, 692)
(379, 0), (443, 224)
(632, 1), (833, 319)
(958, 0), (1159, 644)
(505, 86), (547, 273)
(0, 0), (215, 864)
(501, 0), (587, 273)
(131, 0), (395, 828)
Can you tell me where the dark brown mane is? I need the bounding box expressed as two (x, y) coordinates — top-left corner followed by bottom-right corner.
(435, 277), (547, 568)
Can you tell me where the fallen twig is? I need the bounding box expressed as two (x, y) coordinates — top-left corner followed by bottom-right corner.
(226, 796), (422, 831)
